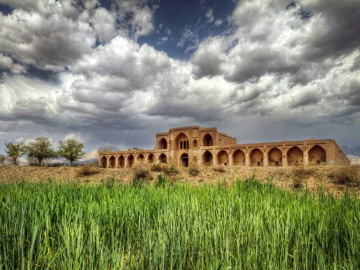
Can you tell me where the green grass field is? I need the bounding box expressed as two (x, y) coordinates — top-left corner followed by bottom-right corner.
(0, 177), (359, 269)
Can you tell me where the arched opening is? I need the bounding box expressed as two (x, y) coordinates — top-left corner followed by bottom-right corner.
(137, 154), (144, 163)
(217, 150), (229, 166)
(159, 153), (167, 163)
(193, 139), (198, 149)
(202, 151), (213, 166)
(118, 156), (125, 168)
(250, 149), (263, 167)
(159, 138), (167, 149)
(268, 148), (282, 166)
(233, 149), (245, 166)
(287, 147), (303, 166)
(100, 156), (107, 168)
(127, 155), (134, 168)
(308, 145), (326, 165)
(193, 157), (198, 164)
(148, 153), (154, 163)
(180, 153), (189, 167)
(176, 133), (189, 150)
(203, 134), (213, 146)
(109, 156), (116, 168)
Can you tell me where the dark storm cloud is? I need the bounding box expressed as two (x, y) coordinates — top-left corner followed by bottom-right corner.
(300, 0), (360, 61)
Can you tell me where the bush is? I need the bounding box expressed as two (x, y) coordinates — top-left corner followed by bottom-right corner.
(189, 165), (200, 176)
(77, 164), (101, 177)
(150, 162), (163, 172)
(333, 166), (360, 186)
(133, 165), (152, 181)
(162, 164), (179, 176)
(212, 166), (225, 173)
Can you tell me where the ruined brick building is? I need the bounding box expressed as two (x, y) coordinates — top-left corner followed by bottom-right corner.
(99, 126), (350, 168)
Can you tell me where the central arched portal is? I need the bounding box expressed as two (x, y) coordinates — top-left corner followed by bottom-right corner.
(180, 153), (189, 167)
(176, 133), (189, 150)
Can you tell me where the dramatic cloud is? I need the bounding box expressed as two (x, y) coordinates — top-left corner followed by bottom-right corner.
(0, 0), (359, 153)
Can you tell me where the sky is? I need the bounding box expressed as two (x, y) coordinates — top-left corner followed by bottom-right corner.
(0, 0), (359, 154)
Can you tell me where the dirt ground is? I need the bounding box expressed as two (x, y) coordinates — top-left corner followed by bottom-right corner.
(0, 164), (359, 196)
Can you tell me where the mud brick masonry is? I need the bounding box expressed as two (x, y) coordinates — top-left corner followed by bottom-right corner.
(99, 126), (350, 168)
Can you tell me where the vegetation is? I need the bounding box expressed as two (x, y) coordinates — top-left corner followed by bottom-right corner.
(0, 155), (6, 165)
(128, 147), (144, 151)
(58, 138), (86, 166)
(0, 177), (359, 269)
(4, 142), (26, 165)
(76, 164), (101, 177)
(188, 165), (200, 176)
(26, 137), (57, 166)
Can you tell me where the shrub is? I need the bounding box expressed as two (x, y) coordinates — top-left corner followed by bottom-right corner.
(212, 166), (225, 173)
(77, 164), (101, 177)
(189, 165), (200, 176)
(162, 164), (179, 176)
(333, 166), (360, 186)
(150, 162), (163, 172)
(133, 165), (152, 181)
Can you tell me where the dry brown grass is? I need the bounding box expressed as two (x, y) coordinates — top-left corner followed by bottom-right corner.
(188, 164), (200, 176)
(133, 164), (152, 181)
(332, 166), (360, 186)
(212, 166), (226, 173)
(291, 166), (316, 189)
(76, 164), (101, 177)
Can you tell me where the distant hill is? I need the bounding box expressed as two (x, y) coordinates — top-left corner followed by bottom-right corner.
(75, 146), (121, 165)
(340, 145), (360, 156)
(340, 145), (360, 165)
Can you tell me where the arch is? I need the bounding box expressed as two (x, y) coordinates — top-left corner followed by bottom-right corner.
(159, 153), (167, 164)
(137, 154), (144, 163)
(193, 139), (198, 149)
(109, 156), (116, 168)
(100, 156), (107, 168)
(250, 148), (263, 167)
(203, 133), (213, 146)
(127, 155), (134, 168)
(217, 150), (229, 166)
(287, 147), (303, 166)
(233, 149), (245, 166)
(118, 155), (125, 168)
(159, 138), (167, 149)
(308, 145), (326, 165)
(148, 153), (155, 163)
(180, 153), (189, 167)
(175, 133), (189, 150)
(202, 151), (213, 166)
(268, 148), (282, 166)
